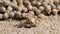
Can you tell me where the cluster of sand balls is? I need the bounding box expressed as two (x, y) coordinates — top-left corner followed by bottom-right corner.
(0, 0), (60, 27)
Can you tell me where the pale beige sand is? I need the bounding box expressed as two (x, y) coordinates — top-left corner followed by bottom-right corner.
(0, 15), (60, 34)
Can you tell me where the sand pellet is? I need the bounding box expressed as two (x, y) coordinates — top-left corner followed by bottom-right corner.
(0, 0), (60, 28)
